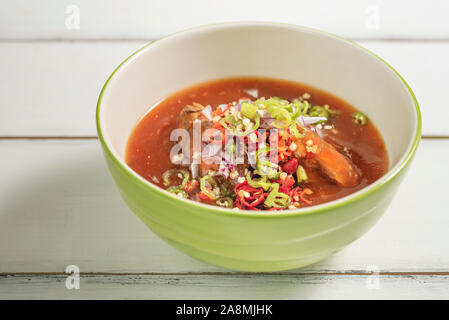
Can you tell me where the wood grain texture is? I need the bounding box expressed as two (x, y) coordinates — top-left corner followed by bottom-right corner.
(0, 139), (447, 274)
(1, 0), (449, 40)
(0, 40), (446, 137)
(0, 41), (145, 137)
(1, 273), (448, 299)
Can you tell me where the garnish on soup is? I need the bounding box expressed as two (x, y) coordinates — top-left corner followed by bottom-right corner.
(126, 77), (388, 211)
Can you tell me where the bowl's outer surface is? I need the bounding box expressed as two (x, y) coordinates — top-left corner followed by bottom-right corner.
(102, 145), (409, 272)
(97, 22), (421, 272)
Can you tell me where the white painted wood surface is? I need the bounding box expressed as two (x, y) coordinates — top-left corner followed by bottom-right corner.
(1, 0), (449, 40)
(1, 1), (448, 299)
(1, 274), (448, 300)
(0, 40), (447, 137)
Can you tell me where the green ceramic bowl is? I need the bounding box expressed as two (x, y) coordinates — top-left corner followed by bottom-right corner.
(96, 22), (421, 272)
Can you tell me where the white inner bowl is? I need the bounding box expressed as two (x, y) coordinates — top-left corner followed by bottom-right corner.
(99, 22), (419, 182)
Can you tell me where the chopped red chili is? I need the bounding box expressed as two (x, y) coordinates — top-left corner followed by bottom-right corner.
(234, 180), (265, 209)
(282, 158), (299, 174)
(184, 180), (199, 193)
(198, 191), (214, 204)
(277, 176), (295, 189)
(299, 188), (313, 205)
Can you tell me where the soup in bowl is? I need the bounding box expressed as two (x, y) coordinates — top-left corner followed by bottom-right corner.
(96, 22), (421, 271)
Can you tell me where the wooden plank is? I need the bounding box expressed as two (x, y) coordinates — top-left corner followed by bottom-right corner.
(1, 273), (448, 299)
(0, 41), (145, 137)
(361, 41), (449, 138)
(1, 0), (449, 40)
(0, 139), (447, 274)
(0, 40), (447, 137)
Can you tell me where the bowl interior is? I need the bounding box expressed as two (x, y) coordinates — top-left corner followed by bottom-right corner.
(98, 23), (418, 187)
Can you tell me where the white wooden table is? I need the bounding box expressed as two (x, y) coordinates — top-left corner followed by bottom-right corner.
(1, 1), (448, 299)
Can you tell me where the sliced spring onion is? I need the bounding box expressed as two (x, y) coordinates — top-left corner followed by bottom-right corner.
(226, 143), (237, 154)
(255, 147), (278, 176)
(246, 172), (271, 191)
(289, 123), (305, 138)
(270, 108), (292, 128)
(253, 169), (280, 180)
(291, 99), (309, 119)
(255, 147), (272, 161)
(309, 106), (329, 122)
(162, 169), (190, 189)
(264, 183), (290, 208)
(241, 102), (258, 119)
(352, 111), (368, 126)
(220, 114), (260, 136)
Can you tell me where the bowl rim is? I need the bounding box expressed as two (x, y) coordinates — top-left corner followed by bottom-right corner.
(96, 21), (422, 219)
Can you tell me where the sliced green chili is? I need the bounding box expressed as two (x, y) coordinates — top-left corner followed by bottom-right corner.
(215, 197), (234, 208)
(352, 111), (368, 126)
(166, 187), (188, 198)
(200, 175), (219, 200)
(162, 169), (190, 189)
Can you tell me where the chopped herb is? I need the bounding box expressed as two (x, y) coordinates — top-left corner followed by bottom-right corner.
(264, 183), (290, 208)
(241, 102), (258, 119)
(309, 106), (329, 122)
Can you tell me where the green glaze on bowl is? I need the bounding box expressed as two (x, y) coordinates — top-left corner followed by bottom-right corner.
(96, 22), (421, 272)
